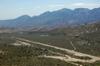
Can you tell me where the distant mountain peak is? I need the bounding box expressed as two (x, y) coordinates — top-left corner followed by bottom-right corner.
(17, 15), (31, 19)
(57, 8), (72, 12)
(0, 7), (100, 29)
(40, 11), (51, 15)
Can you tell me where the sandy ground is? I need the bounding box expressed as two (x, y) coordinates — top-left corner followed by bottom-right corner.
(16, 38), (100, 66)
(12, 41), (31, 46)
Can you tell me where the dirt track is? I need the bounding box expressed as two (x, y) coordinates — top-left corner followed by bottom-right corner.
(16, 38), (100, 65)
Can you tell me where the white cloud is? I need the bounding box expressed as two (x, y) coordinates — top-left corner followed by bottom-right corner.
(72, 3), (85, 6)
(71, 3), (100, 9)
(46, 3), (100, 10)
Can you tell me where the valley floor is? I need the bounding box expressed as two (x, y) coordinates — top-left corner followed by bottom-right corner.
(0, 32), (100, 66)
(15, 37), (100, 66)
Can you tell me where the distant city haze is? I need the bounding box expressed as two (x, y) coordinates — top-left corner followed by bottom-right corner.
(0, 0), (100, 20)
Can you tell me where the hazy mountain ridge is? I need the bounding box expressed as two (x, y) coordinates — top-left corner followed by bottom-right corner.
(0, 8), (100, 28)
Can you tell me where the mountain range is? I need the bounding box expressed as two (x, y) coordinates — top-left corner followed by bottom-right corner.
(0, 8), (100, 29)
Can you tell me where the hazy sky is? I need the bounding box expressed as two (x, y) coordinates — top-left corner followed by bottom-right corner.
(0, 0), (100, 20)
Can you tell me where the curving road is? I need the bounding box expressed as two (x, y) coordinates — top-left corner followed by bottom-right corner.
(16, 37), (100, 64)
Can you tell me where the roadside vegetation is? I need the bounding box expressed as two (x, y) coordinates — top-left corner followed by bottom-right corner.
(0, 34), (75, 66)
(0, 22), (100, 66)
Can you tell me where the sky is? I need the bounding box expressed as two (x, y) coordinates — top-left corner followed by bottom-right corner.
(0, 0), (100, 20)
